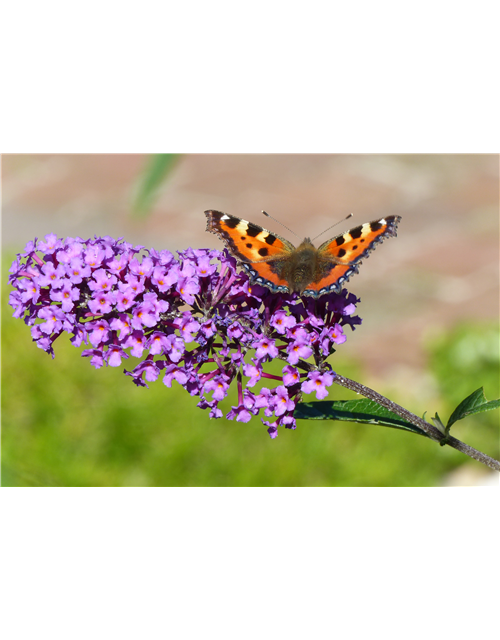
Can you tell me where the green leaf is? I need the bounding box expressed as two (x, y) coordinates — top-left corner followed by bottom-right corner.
(430, 412), (446, 435)
(446, 387), (500, 430)
(294, 399), (429, 437)
(132, 154), (181, 217)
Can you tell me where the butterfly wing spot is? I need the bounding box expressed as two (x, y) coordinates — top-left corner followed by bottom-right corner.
(205, 209), (294, 265)
(349, 227), (363, 239)
(220, 214), (239, 229)
(245, 225), (263, 238)
(319, 215), (401, 266)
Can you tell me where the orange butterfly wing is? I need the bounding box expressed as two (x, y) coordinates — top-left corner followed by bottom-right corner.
(301, 264), (358, 297)
(205, 209), (295, 293)
(302, 215), (401, 297)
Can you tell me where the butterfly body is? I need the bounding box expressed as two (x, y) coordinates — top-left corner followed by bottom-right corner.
(205, 210), (401, 297)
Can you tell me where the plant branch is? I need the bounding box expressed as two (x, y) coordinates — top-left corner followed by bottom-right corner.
(333, 373), (500, 472)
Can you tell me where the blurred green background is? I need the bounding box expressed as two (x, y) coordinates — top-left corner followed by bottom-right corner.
(2, 255), (498, 486)
(2, 154), (499, 486)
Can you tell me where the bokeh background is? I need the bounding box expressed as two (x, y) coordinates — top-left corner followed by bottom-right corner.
(2, 154), (499, 486)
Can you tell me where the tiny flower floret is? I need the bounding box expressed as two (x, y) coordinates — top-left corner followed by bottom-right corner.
(9, 233), (361, 438)
(301, 371), (335, 400)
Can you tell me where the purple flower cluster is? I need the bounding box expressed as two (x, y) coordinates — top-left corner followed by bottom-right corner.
(9, 233), (362, 438)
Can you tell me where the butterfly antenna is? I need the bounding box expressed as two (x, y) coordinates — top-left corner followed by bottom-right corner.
(261, 210), (301, 240)
(311, 213), (354, 242)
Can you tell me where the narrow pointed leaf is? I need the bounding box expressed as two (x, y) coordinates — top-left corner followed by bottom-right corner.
(132, 154), (181, 217)
(431, 412), (446, 435)
(446, 388), (500, 429)
(295, 399), (428, 437)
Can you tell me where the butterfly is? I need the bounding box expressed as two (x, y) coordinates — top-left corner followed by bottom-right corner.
(205, 209), (401, 297)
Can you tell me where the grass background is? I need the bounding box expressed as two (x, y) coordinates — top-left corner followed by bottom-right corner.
(3, 253), (498, 486)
